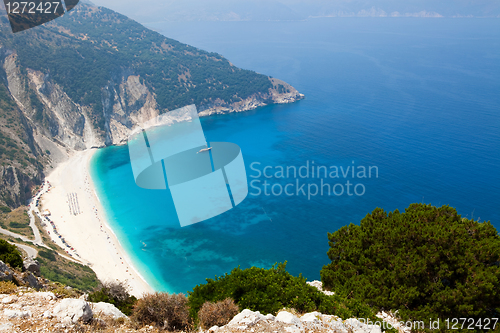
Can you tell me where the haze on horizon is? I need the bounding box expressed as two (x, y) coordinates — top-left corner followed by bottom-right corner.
(88, 0), (500, 22)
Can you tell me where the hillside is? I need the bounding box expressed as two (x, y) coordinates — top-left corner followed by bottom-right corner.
(0, 2), (303, 208)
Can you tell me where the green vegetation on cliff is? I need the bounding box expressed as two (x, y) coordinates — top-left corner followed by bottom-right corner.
(0, 3), (272, 130)
(37, 249), (99, 292)
(188, 262), (376, 321)
(0, 238), (22, 268)
(0, 3), (280, 208)
(0, 207), (34, 239)
(0, 80), (44, 208)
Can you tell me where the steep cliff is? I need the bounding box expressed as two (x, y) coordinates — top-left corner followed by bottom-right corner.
(0, 2), (303, 208)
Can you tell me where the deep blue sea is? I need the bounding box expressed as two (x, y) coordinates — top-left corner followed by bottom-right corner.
(91, 18), (500, 294)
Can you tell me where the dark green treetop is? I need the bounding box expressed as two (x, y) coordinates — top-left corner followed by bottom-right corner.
(321, 203), (500, 327)
(0, 239), (23, 268)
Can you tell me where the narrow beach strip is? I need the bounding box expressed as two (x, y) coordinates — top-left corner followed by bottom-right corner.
(40, 149), (154, 297)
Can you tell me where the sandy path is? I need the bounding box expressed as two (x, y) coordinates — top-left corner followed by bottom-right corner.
(41, 149), (153, 297)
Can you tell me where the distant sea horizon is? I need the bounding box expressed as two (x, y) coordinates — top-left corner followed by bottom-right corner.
(90, 18), (500, 294)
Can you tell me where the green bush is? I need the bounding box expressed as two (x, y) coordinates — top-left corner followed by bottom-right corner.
(9, 222), (28, 229)
(131, 292), (191, 331)
(38, 249), (56, 261)
(188, 262), (376, 321)
(188, 263), (322, 318)
(0, 206), (11, 213)
(321, 203), (500, 330)
(88, 281), (137, 316)
(0, 239), (22, 268)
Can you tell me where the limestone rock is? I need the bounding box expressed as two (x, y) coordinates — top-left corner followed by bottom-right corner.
(1, 295), (17, 305)
(0, 261), (14, 282)
(32, 292), (56, 300)
(300, 311), (322, 324)
(376, 311), (412, 333)
(52, 298), (93, 324)
(227, 309), (265, 328)
(24, 272), (42, 289)
(284, 327), (303, 333)
(3, 309), (31, 319)
(42, 310), (53, 319)
(307, 280), (335, 296)
(23, 259), (41, 277)
(91, 302), (126, 319)
(344, 318), (382, 333)
(276, 311), (302, 328)
(264, 313), (275, 321)
(0, 323), (13, 331)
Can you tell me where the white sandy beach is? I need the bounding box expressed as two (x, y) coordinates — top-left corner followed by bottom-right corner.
(41, 149), (154, 297)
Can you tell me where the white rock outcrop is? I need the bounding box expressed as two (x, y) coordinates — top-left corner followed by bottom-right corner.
(227, 308), (265, 329)
(276, 311), (303, 328)
(31, 292), (56, 300)
(307, 280), (335, 296)
(0, 261), (14, 282)
(1, 295), (17, 305)
(52, 298), (93, 324)
(300, 311), (322, 324)
(91, 301), (126, 319)
(203, 309), (404, 333)
(3, 309), (31, 319)
(344, 318), (383, 333)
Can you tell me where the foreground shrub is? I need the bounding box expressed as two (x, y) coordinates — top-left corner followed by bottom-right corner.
(188, 263), (322, 318)
(88, 281), (137, 316)
(198, 298), (239, 329)
(0, 281), (17, 294)
(131, 292), (190, 331)
(188, 262), (375, 321)
(321, 203), (500, 329)
(0, 239), (22, 268)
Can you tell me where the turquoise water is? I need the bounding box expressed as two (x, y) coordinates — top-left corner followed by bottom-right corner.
(91, 18), (500, 293)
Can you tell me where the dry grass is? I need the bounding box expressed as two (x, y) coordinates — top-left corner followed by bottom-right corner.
(131, 292), (191, 331)
(198, 298), (240, 329)
(0, 280), (17, 294)
(49, 282), (83, 298)
(0, 206), (34, 239)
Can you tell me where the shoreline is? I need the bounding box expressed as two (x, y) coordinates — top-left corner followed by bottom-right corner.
(40, 149), (154, 297)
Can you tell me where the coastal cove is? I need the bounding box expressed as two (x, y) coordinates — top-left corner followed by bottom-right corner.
(45, 18), (499, 294)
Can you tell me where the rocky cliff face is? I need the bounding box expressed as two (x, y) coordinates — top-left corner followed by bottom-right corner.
(198, 78), (303, 117)
(0, 50), (302, 150)
(0, 3), (303, 208)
